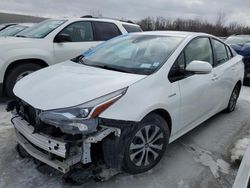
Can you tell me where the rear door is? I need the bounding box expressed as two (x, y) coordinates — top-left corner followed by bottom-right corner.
(210, 38), (235, 110)
(53, 21), (99, 63)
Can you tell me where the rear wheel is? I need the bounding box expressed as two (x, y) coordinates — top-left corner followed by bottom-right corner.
(122, 113), (169, 174)
(225, 83), (241, 112)
(5, 63), (43, 98)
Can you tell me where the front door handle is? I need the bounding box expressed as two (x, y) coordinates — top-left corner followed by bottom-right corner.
(212, 74), (219, 81)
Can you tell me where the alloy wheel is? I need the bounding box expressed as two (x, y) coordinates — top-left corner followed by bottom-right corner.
(129, 125), (164, 167)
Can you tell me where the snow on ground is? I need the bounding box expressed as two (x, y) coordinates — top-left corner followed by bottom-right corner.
(230, 86), (250, 164)
(227, 86), (250, 164)
(230, 133), (250, 163)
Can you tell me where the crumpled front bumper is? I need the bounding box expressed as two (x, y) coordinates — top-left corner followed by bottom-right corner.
(12, 116), (121, 174)
(12, 116), (82, 173)
(13, 116), (67, 158)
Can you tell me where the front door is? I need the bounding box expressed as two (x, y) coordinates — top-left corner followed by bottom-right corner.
(168, 37), (218, 132)
(53, 21), (99, 63)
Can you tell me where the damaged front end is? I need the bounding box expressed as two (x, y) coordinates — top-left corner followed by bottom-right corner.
(7, 88), (129, 176)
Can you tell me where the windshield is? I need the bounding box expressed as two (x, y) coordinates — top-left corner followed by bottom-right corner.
(225, 36), (250, 45)
(0, 24), (6, 30)
(17, 19), (66, 38)
(0, 25), (27, 37)
(78, 35), (183, 75)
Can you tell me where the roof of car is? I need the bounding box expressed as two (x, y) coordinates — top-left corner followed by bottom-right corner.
(130, 31), (211, 38)
(54, 17), (141, 27)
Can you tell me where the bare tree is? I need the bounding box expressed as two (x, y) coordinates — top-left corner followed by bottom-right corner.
(136, 16), (250, 36)
(215, 11), (227, 27)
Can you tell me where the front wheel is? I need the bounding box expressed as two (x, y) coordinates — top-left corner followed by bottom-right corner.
(122, 113), (169, 174)
(225, 84), (241, 113)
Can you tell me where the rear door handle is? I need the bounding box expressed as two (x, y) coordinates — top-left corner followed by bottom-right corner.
(231, 66), (236, 71)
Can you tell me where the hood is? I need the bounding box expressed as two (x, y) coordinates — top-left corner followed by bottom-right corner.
(14, 61), (146, 110)
(231, 43), (250, 56)
(0, 36), (33, 45)
(0, 37), (41, 51)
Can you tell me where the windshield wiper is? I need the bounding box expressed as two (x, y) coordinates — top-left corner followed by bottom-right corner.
(89, 64), (131, 73)
(71, 56), (131, 73)
(71, 55), (85, 63)
(16, 35), (27, 38)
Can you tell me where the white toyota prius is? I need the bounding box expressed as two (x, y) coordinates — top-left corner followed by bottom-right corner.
(9, 31), (244, 178)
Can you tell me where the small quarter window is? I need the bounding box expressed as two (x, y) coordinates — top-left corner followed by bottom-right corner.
(122, 24), (142, 33)
(226, 46), (233, 59)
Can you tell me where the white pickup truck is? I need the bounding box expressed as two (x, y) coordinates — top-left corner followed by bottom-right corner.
(0, 17), (142, 97)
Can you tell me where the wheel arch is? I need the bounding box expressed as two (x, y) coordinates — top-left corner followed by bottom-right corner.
(3, 58), (48, 84)
(145, 108), (172, 135)
(236, 80), (242, 88)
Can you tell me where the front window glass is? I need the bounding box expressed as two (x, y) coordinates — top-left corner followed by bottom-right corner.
(17, 19), (66, 38)
(185, 38), (213, 65)
(78, 35), (183, 75)
(58, 22), (93, 42)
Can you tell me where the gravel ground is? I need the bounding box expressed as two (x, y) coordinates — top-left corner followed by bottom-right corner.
(0, 87), (250, 188)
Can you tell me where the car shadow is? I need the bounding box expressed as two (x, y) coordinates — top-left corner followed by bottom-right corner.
(0, 96), (10, 104)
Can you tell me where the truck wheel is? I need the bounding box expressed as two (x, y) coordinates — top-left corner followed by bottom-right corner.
(5, 63), (42, 98)
(122, 113), (169, 174)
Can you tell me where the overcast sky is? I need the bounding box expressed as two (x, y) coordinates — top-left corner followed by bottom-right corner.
(1, 0), (250, 25)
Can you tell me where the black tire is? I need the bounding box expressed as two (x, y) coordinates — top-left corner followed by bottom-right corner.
(225, 83), (241, 113)
(122, 113), (169, 174)
(5, 63), (42, 98)
(16, 144), (30, 158)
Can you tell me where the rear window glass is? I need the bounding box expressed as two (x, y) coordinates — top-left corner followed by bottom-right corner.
(122, 24), (142, 33)
(93, 22), (121, 41)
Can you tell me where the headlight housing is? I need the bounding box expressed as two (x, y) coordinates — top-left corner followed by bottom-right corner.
(39, 88), (127, 134)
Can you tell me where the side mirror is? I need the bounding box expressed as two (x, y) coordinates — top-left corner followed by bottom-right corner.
(186, 60), (212, 74)
(54, 33), (72, 43)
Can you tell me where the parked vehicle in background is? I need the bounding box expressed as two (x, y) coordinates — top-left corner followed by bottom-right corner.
(233, 145), (250, 188)
(0, 16), (142, 97)
(225, 35), (250, 85)
(8, 31), (244, 181)
(218, 36), (227, 41)
(0, 23), (17, 31)
(0, 23), (34, 37)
